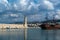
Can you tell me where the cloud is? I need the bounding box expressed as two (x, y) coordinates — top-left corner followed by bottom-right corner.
(3, 12), (23, 18)
(0, 0), (8, 4)
(20, 0), (28, 6)
(0, 0), (55, 11)
(43, 0), (54, 10)
(55, 10), (60, 19)
(0, 12), (24, 23)
(10, 14), (19, 17)
(13, 4), (18, 10)
(48, 0), (60, 10)
(28, 2), (40, 10)
(55, 15), (60, 19)
(49, 0), (60, 5)
(0, 0), (60, 23)
(28, 14), (46, 21)
(0, 0), (9, 11)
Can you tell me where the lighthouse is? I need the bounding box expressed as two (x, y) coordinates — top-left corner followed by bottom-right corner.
(24, 16), (27, 28)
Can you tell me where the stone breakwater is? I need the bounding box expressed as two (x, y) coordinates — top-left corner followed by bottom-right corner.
(0, 24), (25, 29)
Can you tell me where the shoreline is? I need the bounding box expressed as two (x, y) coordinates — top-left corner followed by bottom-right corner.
(0, 27), (40, 29)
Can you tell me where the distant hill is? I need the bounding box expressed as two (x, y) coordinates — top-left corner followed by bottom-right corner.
(9, 19), (60, 24)
(9, 22), (24, 24)
(9, 21), (41, 24)
(42, 19), (60, 23)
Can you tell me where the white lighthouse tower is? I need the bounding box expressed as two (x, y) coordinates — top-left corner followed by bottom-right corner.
(24, 16), (27, 28)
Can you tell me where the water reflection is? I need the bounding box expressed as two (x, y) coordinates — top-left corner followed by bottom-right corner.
(0, 28), (60, 40)
(0, 29), (24, 40)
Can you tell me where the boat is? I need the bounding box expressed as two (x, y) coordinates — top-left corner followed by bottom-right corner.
(39, 12), (60, 30)
(39, 23), (60, 30)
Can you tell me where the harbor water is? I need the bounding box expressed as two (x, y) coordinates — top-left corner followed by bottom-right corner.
(0, 28), (60, 40)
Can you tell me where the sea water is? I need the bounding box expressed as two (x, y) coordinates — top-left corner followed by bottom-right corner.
(0, 28), (60, 40)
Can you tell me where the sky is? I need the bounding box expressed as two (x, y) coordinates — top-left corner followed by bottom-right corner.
(0, 0), (60, 23)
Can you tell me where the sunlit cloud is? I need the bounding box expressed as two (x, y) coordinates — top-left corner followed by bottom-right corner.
(43, 0), (54, 10)
(55, 10), (60, 19)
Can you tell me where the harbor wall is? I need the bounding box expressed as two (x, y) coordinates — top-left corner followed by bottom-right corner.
(0, 24), (24, 28)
